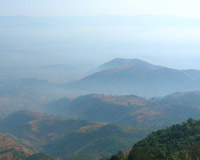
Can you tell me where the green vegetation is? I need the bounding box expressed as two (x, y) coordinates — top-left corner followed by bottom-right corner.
(27, 153), (57, 160)
(108, 118), (200, 160)
(0, 149), (28, 160)
(108, 151), (127, 160)
(128, 118), (200, 160)
(8, 150), (57, 160)
(64, 153), (100, 160)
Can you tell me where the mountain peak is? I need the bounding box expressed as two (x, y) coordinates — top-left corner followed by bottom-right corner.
(99, 58), (153, 71)
(111, 58), (149, 63)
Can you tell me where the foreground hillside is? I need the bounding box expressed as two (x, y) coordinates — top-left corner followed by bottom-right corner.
(45, 91), (200, 130)
(0, 110), (145, 159)
(107, 119), (200, 160)
(0, 134), (56, 160)
(67, 58), (200, 97)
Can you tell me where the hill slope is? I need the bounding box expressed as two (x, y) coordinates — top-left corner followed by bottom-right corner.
(45, 94), (148, 123)
(0, 134), (56, 160)
(0, 110), (146, 159)
(128, 118), (200, 160)
(45, 92), (200, 130)
(107, 119), (200, 160)
(67, 58), (200, 97)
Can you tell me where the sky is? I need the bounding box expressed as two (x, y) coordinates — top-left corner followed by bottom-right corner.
(1, 0), (200, 71)
(0, 0), (200, 18)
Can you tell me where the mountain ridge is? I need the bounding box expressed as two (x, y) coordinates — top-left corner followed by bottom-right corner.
(0, 110), (145, 159)
(45, 91), (200, 130)
(66, 58), (200, 97)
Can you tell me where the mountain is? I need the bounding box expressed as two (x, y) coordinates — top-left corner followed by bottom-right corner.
(67, 58), (200, 97)
(45, 92), (200, 130)
(45, 94), (148, 123)
(0, 110), (145, 159)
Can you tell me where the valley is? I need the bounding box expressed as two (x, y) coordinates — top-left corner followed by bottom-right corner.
(2, 3), (200, 159)
(1, 59), (200, 159)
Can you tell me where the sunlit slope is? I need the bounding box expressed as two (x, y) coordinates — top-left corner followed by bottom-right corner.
(0, 134), (56, 160)
(45, 92), (200, 129)
(0, 110), (145, 159)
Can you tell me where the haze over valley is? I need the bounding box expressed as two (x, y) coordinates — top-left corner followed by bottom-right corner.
(1, 0), (200, 160)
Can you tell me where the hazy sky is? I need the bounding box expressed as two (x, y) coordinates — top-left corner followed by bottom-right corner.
(1, 1), (200, 71)
(1, 0), (200, 18)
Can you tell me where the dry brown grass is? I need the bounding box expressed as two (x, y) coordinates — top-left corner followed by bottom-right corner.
(0, 133), (34, 160)
(92, 94), (147, 107)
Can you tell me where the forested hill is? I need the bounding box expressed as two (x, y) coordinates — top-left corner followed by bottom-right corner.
(107, 118), (200, 160)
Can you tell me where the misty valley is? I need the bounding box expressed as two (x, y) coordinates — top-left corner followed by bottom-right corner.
(1, 58), (200, 159)
(1, 2), (200, 159)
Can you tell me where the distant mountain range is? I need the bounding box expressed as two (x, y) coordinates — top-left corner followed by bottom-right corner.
(0, 110), (145, 159)
(67, 58), (200, 97)
(45, 91), (200, 130)
(2, 58), (200, 119)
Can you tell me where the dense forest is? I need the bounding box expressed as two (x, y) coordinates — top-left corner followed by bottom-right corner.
(107, 118), (200, 160)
